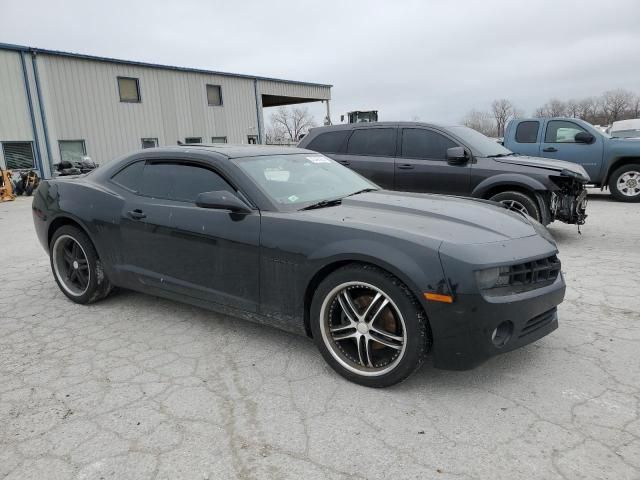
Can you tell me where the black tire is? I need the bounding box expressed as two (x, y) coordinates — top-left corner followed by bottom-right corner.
(609, 164), (640, 202)
(49, 225), (114, 304)
(310, 263), (430, 388)
(13, 180), (24, 196)
(489, 190), (540, 221)
(25, 185), (34, 196)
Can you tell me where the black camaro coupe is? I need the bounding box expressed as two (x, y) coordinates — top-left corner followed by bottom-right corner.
(33, 145), (565, 387)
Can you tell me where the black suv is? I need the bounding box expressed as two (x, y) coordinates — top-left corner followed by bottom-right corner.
(298, 122), (589, 225)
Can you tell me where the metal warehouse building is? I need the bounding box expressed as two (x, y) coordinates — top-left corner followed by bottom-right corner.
(0, 43), (331, 178)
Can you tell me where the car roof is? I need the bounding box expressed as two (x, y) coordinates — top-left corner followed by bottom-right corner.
(143, 144), (313, 159)
(307, 121), (459, 132)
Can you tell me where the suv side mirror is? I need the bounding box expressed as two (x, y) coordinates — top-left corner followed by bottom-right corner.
(574, 132), (595, 144)
(446, 146), (468, 165)
(195, 190), (251, 213)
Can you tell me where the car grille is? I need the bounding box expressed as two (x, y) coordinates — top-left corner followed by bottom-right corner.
(502, 255), (561, 291)
(519, 307), (557, 338)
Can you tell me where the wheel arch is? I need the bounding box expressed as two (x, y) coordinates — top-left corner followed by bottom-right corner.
(472, 175), (549, 221)
(604, 157), (640, 186)
(47, 215), (100, 257)
(302, 256), (432, 338)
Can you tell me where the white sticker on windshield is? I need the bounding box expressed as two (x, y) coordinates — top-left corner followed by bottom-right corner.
(307, 156), (331, 164)
(288, 195), (299, 202)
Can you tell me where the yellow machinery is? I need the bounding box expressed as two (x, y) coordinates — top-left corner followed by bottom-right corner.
(0, 168), (16, 202)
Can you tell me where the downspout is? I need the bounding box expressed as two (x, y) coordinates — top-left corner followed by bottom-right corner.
(253, 78), (263, 144)
(19, 51), (43, 176)
(30, 51), (53, 177)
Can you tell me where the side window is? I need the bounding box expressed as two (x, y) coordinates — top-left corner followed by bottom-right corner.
(515, 121), (540, 143)
(545, 120), (586, 143)
(401, 129), (457, 160)
(111, 161), (145, 192)
(140, 162), (232, 202)
(306, 131), (351, 153)
(346, 128), (396, 156)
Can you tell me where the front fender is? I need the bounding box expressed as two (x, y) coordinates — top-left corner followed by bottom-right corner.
(471, 173), (549, 198)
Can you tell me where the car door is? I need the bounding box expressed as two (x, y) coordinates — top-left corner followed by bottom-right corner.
(394, 127), (470, 194)
(329, 127), (396, 189)
(117, 160), (261, 312)
(539, 119), (603, 180)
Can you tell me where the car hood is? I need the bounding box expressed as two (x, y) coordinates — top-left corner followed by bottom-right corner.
(298, 191), (537, 245)
(493, 155), (590, 181)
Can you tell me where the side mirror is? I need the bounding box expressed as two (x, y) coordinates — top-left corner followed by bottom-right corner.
(574, 132), (595, 144)
(195, 190), (251, 213)
(446, 146), (468, 165)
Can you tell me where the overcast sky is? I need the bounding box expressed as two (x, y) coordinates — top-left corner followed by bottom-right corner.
(2, 0), (638, 125)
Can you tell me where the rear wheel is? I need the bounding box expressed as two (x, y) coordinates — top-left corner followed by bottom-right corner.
(489, 191), (540, 221)
(609, 164), (640, 202)
(310, 264), (430, 388)
(50, 225), (113, 304)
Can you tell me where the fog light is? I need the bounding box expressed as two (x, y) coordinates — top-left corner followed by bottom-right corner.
(491, 321), (514, 347)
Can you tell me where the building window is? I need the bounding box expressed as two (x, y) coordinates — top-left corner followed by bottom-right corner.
(118, 77), (141, 103)
(206, 84), (222, 106)
(185, 137), (202, 144)
(59, 140), (87, 163)
(141, 138), (158, 149)
(247, 135), (258, 144)
(2, 142), (35, 170)
(211, 136), (227, 144)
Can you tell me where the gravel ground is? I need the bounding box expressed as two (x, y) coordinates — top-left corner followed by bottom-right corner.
(0, 191), (638, 480)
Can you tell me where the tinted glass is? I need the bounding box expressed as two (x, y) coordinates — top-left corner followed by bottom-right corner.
(306, 131), (351, 153)
(545, 120), (586, 143)
(346, 128), (396, 156)
(447, 126), (513, 157)
(112, 161), (145, 191)
(171, 164), (232, 202)
(140, 162), (231, 202)
(515, 121), (540, 143)
(234, 153), (376, 209)
(401, 129), (457, 160)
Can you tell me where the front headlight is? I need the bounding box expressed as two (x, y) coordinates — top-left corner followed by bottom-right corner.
(476, 266), (511, 290)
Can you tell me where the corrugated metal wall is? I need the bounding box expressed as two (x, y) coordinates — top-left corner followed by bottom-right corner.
(0, 45), (331, 173)
(0, 50), (33, 168)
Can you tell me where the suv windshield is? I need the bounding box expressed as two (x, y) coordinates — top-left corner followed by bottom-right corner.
(447, 126), (513, 157)
(233, 153), (377, 210)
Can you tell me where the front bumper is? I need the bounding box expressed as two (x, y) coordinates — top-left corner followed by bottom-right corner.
(429, 234), (565, 370)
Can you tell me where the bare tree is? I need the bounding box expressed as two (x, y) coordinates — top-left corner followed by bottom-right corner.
(269, 106), (317, 143)
(566, 99), (580, 118)
(630, 94), (640, 118)
(602, 89), (634, 123)
(577, 97), (599, 122)
(491, 99), (515, 136)
(461, 109), (497, 137)
(533, 106), (548, 118)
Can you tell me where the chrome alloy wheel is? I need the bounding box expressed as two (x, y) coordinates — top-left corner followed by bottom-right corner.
(52, 234), (91, 297)
(319, 282), (407, 377)
(617, 170), (640, 197)
(500, 199), (528, 216)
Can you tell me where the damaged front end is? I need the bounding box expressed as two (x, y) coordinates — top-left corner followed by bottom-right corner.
(549, 169), (588, 225)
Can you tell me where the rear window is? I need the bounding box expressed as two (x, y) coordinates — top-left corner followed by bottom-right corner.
(515, 121), (540, 143)
(111, 161), (145, 191)
(306, 131), (350, 153)
(346, 128), (396, 156)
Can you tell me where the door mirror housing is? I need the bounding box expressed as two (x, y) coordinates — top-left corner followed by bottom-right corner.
(446, 146), (468, 165)
(195, 190), (251, 213)
(574, 132), (595, 144)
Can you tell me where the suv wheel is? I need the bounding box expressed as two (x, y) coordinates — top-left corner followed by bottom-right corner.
(489, 191), (540, 221)
(609, 164), (640, 202)
(310, 264), (430, 388)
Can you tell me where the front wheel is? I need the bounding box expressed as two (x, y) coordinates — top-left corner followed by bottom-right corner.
(310, 264), (430, 388)
(489, 191), (541, 221)
(609, 164), (640, 202)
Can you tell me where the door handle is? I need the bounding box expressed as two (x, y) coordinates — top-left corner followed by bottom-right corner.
(397, 164), (415, 170)
(127, 209), (146, 220)
(543, 147), (558, 152)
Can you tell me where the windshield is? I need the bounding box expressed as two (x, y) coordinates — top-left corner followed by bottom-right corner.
(233, 153), (377, 209)
(447, 126), (513, 157)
